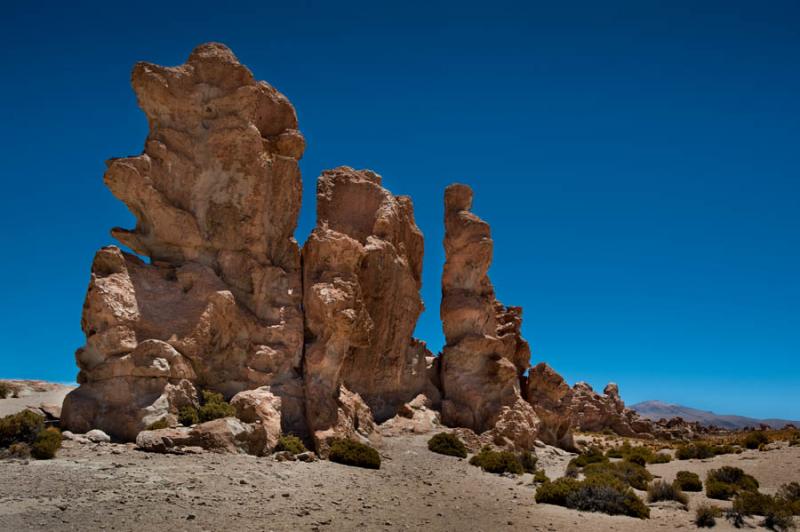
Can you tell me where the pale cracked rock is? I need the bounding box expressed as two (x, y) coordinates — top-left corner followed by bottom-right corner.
(136, 417), (270, 455)
(62, 43), (308, 441)
(438, 184), (538, 449)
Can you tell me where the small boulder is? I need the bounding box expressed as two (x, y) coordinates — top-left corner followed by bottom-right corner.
(86, 429), (111, 443)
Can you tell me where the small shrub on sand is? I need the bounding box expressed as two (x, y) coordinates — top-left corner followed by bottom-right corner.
(674, 470), (703, 492)
(763, 508), (796, 531)
(695, 504), (722, 528)
(427, 432), (467, 458)
(469, 447), (523, 475)
(178, 406), (199, 426)
(0, 382), (10, 399)
(743, 431), (770, 450)
(146, 418), (170, 430)
(328, 439), (380, 469)
(7, 442), (31, 459)
(274, 434), (307, 455)
(518, 451), (538, 474)
(675, 441), (734, 460)
(533, 469), (549, 484)
(647, 480), (688, 506)
(733, 490), (776, 516)
(706, 466), (759, 500)
(569, 446), (607, 468)
(31, 427), (61, 459)
(535, 475), (649, 519)
(0, 410), (45, 447)
(198, 390), (236, 422)
(584, 460), (652, 490)
(777, 482), (800, 515)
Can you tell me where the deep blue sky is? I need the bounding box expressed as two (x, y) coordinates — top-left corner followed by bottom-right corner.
(1, 1), (798, 419)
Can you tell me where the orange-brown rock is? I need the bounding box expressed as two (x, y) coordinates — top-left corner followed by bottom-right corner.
(301, 167), (434, 451)
(438, 184), (538, 449)
(62, 43), (306, 441)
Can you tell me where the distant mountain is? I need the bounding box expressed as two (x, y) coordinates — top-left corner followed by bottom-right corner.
(630, 400), (799, 430)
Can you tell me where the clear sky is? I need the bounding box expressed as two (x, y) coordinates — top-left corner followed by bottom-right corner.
(1, 1), (798, 419)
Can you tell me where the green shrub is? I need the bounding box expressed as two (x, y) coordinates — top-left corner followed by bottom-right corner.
(743, 431), (770, 450)
(706, 466), (759, 500)
(146, 418), (170, 430)
(0, 410), (45, 447)
(427, 432), (467, 458)
(569, 446), (608, 468)
(328, 439), (380, 469)
(274, 434), (307, 455)
(695, 504), (722, 528)
(647, 480), (688, 506)
(469, 447), (523, 475)
(535, 477), (582, 506)
(7, 442), (31, 458)
(198, 390), (236, 422)
(31, 427), (61, 459)
(674, 470), (702, 491)
(763, 507), (795, 531)
(566, 476), (650, 519)
(733, 490), (776, 516)
(533, 469), (549, 484)
(777, 482), (800, 515)
(0, 382), (10, 399)
(583, 460), (653, 490)
(649, 452), (672, 464)
(518, 451), (538, 474)
(178, 406), (199, 426)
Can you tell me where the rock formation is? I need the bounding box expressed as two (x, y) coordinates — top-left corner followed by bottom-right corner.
(62, 43), (306, 442)
(302, 167), (433, 451)
(62, 42), (700, 455)
(438, 184), (540, 449)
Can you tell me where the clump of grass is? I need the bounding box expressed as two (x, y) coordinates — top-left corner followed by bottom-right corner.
(569, 446), (607, 468)
(328, 439), (380, 469)
(178, 405), (199, 426)
(0, 382), (11, 399)
(533, 469), (549, 484)
(31, 427), (61, 459)
(469, 447), (523, 475)
(675, 441), (735, 460)
(518, 451), (538, 474)
(695, 504), (722, 528)
(274, 434), (307, 455)
(777, 482), (800, 515)
(743, 431), (770, 450)
(146, 418), (170, 430)
(674, 470), (703, 492)
(427, 432), (467, 458)
(535, 475), (650, 519)
(606, 443), (672, 465)
(583, 460), (653, 490)
(0, 410), (45, 447)
(198, 390), (236, 422)
(7, 442), (31, 459)
(706, 466), (759, 500)
(647, 479), (688, 507)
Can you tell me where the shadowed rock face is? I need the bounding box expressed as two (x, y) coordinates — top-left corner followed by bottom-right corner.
(301, 167), (434, 450)
(438, 184), (539, 448)
(62, 43), (307, 441)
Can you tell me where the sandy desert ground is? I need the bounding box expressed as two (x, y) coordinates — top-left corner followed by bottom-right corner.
(1, 385), (798, 532)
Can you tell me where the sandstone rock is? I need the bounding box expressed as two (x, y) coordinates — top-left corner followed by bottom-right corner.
(439, 184), (538, 449)
(380, 394), (442, 436)
(62, 43), (308, 441)
(136, 417), (267, 455)
(86, 429), (111, 443)
(304, 167), (431, 423)
(230, 386), (282, 452)
(39, 404), (62, 421)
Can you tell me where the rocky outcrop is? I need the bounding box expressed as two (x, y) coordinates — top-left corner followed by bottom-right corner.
(301, 167), (432, 450)
(438, 184), (539, 448)
(62, 43), (306, 441)
(136, 417), (271, 455)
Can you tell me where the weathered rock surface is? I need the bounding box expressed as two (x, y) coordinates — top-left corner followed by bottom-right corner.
(62, 43), (307, 441)
(438, 184), (539, 449)
(380, 394), (442, 436)
(301, 167), (431, 450)
(135, 417), (270, 455)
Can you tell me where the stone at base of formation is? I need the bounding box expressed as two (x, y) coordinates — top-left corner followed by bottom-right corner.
(63, 42), (693, 455)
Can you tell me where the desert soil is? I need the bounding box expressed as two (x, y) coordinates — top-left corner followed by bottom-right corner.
(1, 385), (798, 532)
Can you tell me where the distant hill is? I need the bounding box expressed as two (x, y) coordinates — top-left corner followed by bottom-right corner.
(630, 400), (799, 430)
